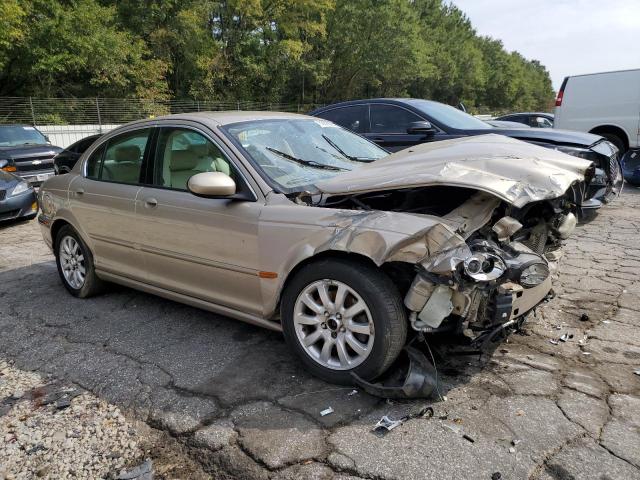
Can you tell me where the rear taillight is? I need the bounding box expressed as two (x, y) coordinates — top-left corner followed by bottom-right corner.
(1, 165), (16, 172)
(555, 77), (568, 106)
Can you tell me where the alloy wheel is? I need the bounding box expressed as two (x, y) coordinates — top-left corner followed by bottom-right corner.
(293, 279), (375, 370)
(59, 235), (86, 289)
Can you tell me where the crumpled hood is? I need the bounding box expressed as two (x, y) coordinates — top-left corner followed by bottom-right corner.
(316, 134), (592, 209)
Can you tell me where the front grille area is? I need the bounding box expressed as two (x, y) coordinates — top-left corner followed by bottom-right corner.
(0, 209), (19, 221)
(14, 156), (55, 172)
(609, 153), (620, 181)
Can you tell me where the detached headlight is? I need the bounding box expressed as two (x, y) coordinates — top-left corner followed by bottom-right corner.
(9, 181), (30, 197)
(554, 145), (598, 161)
(464, 252), (506, 281)
(520, 263), (550, 288)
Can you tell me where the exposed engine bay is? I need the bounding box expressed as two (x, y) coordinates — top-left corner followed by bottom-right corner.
(310, 185), (579, 345)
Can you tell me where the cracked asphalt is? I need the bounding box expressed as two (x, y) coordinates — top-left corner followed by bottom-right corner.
(1, 187), (640, 480)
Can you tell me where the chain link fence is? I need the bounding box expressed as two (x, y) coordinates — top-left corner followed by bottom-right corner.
(0, 97), (324, 127)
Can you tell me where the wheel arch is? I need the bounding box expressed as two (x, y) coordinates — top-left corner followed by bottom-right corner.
(589, 124), (630, 151)
(272, 250), (414, 319)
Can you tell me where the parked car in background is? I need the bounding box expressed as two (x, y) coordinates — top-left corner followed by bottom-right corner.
(310, 99), (622, 207)
(0, 170), (38, 223)
(494, 112), (554, 128)
(38, 112), (591, 385)
(0, 125), (61, 185)
(486, 119), (531, 129)
(554, 69), (640, 184)
(54, 134), (101, 174)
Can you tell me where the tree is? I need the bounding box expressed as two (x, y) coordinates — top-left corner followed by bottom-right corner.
(0, 0), (169, 98)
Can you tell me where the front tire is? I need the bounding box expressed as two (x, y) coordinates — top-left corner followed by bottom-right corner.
(54, 225), (105, 298)
(281, 258), (407, 384)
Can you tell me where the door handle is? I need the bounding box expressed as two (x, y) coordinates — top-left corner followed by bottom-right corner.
(371, 137), (386, 143)
(144, 197), (158, 208)
(75, 188), (84, 195)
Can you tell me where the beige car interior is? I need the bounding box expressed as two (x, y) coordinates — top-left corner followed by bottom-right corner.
(102, 144), (143, 183)
(161, 131), (232, 190)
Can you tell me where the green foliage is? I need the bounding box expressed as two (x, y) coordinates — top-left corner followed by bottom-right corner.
(1, 0), (555, 112)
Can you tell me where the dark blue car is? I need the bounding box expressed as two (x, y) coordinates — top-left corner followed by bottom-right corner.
(310, 98), (623, 206)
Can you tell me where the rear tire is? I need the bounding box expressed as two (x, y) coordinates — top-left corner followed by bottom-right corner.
(281, 258), (407, 384)
(54, 225), (105, 298)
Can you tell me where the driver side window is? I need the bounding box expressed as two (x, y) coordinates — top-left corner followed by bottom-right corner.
(153, 128), (235, 191)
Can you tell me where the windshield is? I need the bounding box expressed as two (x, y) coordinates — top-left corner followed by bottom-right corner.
(0, 126), (48, 147)
(223, 118), (388, 193)
(410, 100), (493, 130)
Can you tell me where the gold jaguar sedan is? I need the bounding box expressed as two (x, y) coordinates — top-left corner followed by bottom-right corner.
(38, 112), (593, 383)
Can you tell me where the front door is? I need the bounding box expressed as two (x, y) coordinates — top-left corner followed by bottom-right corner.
(69, 128), (152, 281)
(365, 103), (439, 152)
(136, 126), (263, 316)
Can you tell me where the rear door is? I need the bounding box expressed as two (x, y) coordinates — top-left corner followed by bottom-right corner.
(314, 105), (369, 135)
(366, 104), (443, 152)
(135, 125), (264, 315)
(68, 128), (152, 281)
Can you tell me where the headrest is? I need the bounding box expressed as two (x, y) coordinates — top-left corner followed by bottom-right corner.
(188, 144), (209, 157)
(114, 145), (141, 163)
(169, 150), (199, 171)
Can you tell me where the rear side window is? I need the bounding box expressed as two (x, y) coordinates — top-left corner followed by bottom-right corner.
(316, 105), (368, 133)
(370, 104), (423, 134)
(85, 144), (105, 179)
(99, 129), (150, 184)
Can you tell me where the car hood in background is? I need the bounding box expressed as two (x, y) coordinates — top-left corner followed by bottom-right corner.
(316, 134), (592, 208)
(0, 144), (62, 159)
(478, 127), (602, 148)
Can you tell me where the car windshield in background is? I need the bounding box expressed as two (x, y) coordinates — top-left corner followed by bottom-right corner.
(223, 119), (388, 193)
(0, 126), (48, 147)
(409, 100), (493, 130)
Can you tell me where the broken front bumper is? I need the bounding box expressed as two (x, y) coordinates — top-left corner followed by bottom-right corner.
(404, 243), (552, 334)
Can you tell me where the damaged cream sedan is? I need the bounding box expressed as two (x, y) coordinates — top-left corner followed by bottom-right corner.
(38, 112), (593, 384)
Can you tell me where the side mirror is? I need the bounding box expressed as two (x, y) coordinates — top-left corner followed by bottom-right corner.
(188, 172), (236, 197)
(407, 121), (436, 136)
(44, 135), (50, 143)
(0, 159), (8, 169)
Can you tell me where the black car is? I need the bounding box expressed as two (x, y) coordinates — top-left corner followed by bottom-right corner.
(53, 134), (101, 174)
(0, 125), (62, 185)
(495, 112), (554, 128)
(0, 170), (38, 223)
(310, 99), (622, 206)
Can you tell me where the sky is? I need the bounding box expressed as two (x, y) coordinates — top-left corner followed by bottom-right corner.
(451, 0), (640, 91)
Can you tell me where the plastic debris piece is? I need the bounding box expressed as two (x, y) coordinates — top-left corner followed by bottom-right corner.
(118, 459), (153, 480)
(549, 339), (559, 345)
(580, 313), (589, 322)
(443, 423), (462, 434)
(352, 346), (437, 399)
(372, 416), (403, 437)
(509, 447), (516, 454)
(320, 407), (334, 417)
(582, 351), (591, 355)
(633, 370), (640, 376)
(515, 409), (525, 416)
(347, 389), (358, 396)
(463, 434), (475, 443)
(558, 333), (574, 342)
(492, 473), (502, 480)
(602, 320), (610, 324)
(511, 439), (521, 446)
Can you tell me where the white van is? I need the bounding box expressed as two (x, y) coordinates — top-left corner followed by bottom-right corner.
(554, 69), (639, 153)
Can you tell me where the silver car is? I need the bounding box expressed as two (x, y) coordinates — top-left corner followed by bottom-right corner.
(38, 112), (592, 383)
